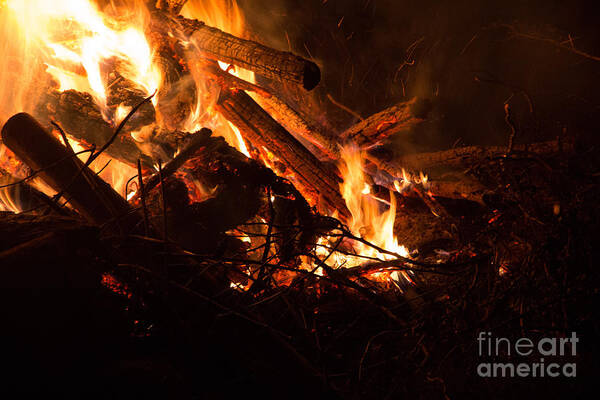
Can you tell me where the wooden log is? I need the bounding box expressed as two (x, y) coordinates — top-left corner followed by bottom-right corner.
(38, 89), (156, 167)
(340, 97), (430, 148)
(426, 178), (488, 204)
(387, 138), (574, 171)
(141, 127), (213, 193)
(254, 96), (428, 160)
(37, 89), (190, 168)
(365, 155), (489, 204)
(254, 93), (341, 160)
(215, 88), (350, 218)
(1, 113), (138, 230)
(151, 12), (321, 90)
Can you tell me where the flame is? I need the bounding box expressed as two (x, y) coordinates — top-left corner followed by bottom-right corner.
(0, 0), (252, 200)
(58, 134), (136, 198)
(180, 0), (255, 156)
(0, 182), (21, 213)
(335, 144), (412, 284)
(3, 0), (161, 118)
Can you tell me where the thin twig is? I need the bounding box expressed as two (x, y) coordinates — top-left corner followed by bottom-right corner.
(137, 159), (150, 237)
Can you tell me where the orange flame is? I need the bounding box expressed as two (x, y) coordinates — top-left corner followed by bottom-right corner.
(316, 144), (413, 286)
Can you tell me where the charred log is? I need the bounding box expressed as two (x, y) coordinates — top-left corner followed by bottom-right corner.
(151, 12), (321, 90)
(38, 89), (157, 166)
(215, 88), (349, 218)
(1, 113), (138, 231)
(340, 97), (430, 148)
(254, 93), (341, 160)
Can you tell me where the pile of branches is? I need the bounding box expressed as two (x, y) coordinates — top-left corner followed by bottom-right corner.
(1, 107), (597, 399)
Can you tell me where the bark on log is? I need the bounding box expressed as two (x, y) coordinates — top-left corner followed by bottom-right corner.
(216, 88), (349, 218)
(37, 89), (191, 168)
(1, 113), (138, 230)
(340, 97), (430, 148)
(151, 12), (321, 90)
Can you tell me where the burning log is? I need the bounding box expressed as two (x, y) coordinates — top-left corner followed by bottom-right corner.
(39, 89), (157, 167)
(254, 93), (341, 160)
(340, 97), (431, 149)
(216, 88), (350, 218)
(366, 155), (489, 204)
(1, 113), (138, 230)
(151, 12), (321, 90)
(254, 95), (430, 160)
(137, 132), (266, 252)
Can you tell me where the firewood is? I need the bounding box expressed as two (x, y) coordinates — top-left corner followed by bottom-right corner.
(388, 138), (574, 171)
(340, 97), (430, 148)
(1, 113), (138, 230)
(141, 127), (213, 193)
(254, 95), (429, 160)
(37, 89), (193, 168)
(254, 93), (341, 160)
(215, 88), (350, 218)
(151, 12), (321, 90)
(39, 89), (157, 167)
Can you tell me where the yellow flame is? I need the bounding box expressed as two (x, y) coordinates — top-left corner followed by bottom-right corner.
(334, 144), (411, 283)
(4, 0), (161, 117)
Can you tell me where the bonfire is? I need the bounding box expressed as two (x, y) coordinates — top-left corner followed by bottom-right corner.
(0, 1), (597, 399)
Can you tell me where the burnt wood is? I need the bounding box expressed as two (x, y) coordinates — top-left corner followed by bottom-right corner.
(151, 12), (321, 90)
(216, 88), (349, 218)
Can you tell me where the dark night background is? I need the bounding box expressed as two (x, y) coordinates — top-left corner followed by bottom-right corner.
(239, 0), (600, 152)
